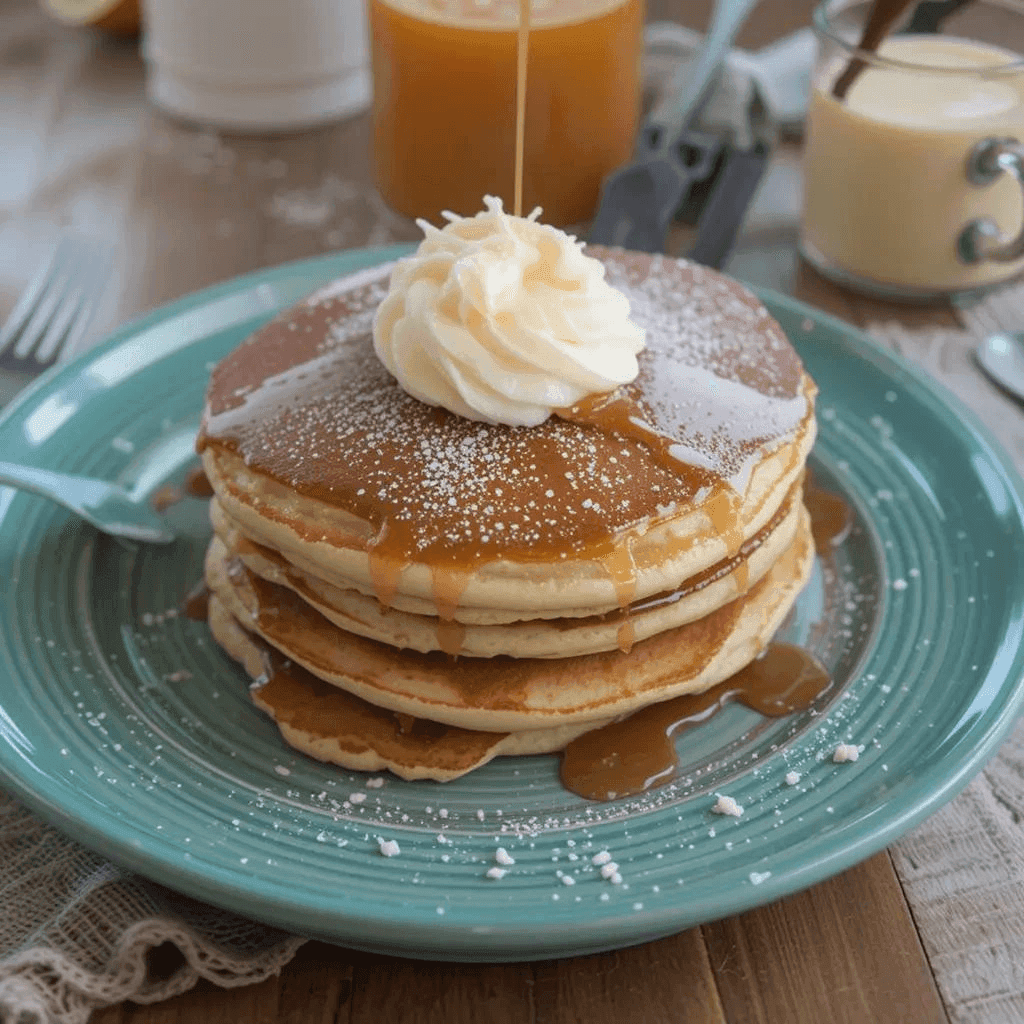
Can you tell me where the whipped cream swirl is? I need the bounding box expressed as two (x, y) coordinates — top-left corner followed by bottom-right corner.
(372, 196), (646, 427)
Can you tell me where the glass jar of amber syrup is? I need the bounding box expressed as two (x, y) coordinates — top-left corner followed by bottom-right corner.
(370, 0), (643, 226)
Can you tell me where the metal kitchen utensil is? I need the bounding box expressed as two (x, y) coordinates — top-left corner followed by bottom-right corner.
(903, 0), (974, 33)
(0, 461), (180, 544)
(687, 140), (770, 268)
(588, 0), (761, 253)
(0, 234), (112, 375)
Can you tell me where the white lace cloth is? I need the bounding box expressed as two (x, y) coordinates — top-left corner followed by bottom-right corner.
(0, 791), (305, 1024)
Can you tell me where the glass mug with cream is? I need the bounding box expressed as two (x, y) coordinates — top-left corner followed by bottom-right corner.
(369, 0), (643, 226)
(800, 0), (1024, 298)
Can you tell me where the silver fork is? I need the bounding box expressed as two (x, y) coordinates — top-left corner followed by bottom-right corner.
(0, 234), (113, 374)
(0, 237), (192, 545)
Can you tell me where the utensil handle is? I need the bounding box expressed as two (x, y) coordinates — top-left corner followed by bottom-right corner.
(647, 0), (761, 140)
(0, 461), (112, 507)
(688, 141), (770, 269)
(958, 138), (1024, 264)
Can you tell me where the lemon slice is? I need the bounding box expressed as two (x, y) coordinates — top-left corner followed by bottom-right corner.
(41, 0), (140, 36)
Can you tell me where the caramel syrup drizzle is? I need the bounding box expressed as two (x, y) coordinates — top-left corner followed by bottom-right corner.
(559, 478), (853, 801)
(805, 469), (853, 552)
(560, 643), (832, 800)
(557, 390), (720, 499)
(514, 0), (531, 216)
(432, 566), (472, 655)
(183, 581), (211, 621)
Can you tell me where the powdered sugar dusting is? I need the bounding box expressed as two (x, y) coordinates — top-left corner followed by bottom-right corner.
(200, 251), (812, 564)
(603, 252), (811, 489)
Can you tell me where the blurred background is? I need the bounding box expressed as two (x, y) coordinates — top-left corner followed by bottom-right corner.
(0, 0), (818, 358)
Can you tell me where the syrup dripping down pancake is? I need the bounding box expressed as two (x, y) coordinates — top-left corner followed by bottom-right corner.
(205, 511), (814, 735)
(209, 484), (805, 658)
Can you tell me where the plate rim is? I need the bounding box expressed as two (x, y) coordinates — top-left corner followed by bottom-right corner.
(2, 247), (1024, 959)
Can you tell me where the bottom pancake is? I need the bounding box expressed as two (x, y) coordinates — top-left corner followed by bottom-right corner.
(209, 596), (606, 781)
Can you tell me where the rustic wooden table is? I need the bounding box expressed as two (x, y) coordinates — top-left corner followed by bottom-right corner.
(4, 1), (1024, 1021)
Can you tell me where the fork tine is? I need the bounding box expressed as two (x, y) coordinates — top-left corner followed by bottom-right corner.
(0, 241), (64, 356)
(12, 240), (94, 363)
(12, 266), (74, 360)
(61, 290), (106, 364)
(58, 246), (112, 364)
(34, 283), (88, 367)
(34, 248), (111, 367)
(1, 235), (114, 373)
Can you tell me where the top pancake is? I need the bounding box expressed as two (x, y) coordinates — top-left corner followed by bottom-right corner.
(196, 248), (816, 617)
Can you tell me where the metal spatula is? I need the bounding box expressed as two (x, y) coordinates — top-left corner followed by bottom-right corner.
(589, 0), (762, 252)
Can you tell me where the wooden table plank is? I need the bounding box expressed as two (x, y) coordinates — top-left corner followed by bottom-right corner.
(532, 929), (726, 1024)
(890, 758), (1024, 1024)
(347, 954), (534, 1024)
(702, 852), (949, 1024)
(275, 944), (353, 1024)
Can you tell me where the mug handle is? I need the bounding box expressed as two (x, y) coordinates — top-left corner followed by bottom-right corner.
(958, 138), (1024, 264)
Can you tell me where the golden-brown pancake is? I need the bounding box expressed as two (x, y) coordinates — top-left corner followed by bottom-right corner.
(208, 514), (812, 781)
(208, 596), (600, 781)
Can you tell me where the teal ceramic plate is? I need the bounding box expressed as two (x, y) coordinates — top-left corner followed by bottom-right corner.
(2, 247), (1024, 961)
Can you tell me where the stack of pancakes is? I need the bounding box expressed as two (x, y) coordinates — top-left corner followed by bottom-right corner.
(197, 248), (817, 782)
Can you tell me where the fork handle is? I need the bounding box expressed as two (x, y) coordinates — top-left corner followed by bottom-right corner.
(0, 461), (113, 507)
(0, 461), (174, 544)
